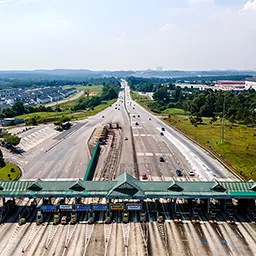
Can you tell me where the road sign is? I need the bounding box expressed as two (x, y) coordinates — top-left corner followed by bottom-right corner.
(92, 204), (108, 211)
(75, 204), (91, 211)
(110, 203), (124, 211)
(41, 205), (57, 212)
(59, 205), (73, 211)
(126, 203), (141, 211)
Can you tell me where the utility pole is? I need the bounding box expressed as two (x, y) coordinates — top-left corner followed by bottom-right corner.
(221, 96), (225, 143)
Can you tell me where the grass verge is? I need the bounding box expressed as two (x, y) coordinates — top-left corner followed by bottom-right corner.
(62, 85), (103, 95)
(0, 163), (21, 181)
(165, 116), (256, 181)
(132, 91), (256, 181)
(16, 99), (116, 124)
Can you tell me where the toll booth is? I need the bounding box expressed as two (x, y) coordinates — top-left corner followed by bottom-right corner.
(92, 203), (108, 223)
(109, 202), (124, 222)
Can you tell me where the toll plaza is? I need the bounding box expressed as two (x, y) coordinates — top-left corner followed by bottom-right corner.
(0, 173), (255, 224)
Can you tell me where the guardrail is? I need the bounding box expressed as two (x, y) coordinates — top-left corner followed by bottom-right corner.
(83, 142), (101, 181)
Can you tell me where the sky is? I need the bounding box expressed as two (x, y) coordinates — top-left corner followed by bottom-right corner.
(0, 0), (256, 70)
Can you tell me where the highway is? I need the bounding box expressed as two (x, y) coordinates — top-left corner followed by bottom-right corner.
(1, 80), (255, 256)
(3, 80), (238, 181)
(123, 81), (237, 182)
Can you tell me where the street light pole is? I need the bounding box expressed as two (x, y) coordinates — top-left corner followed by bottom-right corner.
(221, 96), (225, 143)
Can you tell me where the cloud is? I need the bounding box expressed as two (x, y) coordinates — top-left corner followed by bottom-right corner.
(59, 20), (68, 25)
(242, 0), (256, 11)
(160, 23), (177, 32)
(104, 32), (125, 44)
(188, 0), (213, 4)
(0, 0), (37, 8)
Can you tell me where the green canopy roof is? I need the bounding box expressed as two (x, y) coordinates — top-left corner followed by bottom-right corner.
(0, 173), (255, 199)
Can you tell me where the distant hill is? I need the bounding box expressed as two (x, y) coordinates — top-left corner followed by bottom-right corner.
(0, 69), (256, 81)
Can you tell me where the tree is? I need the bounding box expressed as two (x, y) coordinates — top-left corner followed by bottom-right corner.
(190, 117), (197, 126)
(12, 101), (25, 116)
(3, 135), (21, 147)
(0, 157), (5, 168)
(153, 86), (170, 103)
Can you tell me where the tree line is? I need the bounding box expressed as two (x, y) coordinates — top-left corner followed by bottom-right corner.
(152, 85), (256, 125)
(72, 83), (119, 111)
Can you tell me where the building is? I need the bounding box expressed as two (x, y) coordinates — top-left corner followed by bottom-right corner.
(36, 96), (51, 104)
(214, 80), (246, 93)
(245, 77), (256, 90)
(0, 118), (24, 126)
(61, 88), (77, 98)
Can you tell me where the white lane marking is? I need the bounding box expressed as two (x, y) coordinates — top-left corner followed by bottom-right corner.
(80, 161), (83, 166)
(54, 170), (57, 173)
(137, 153), (145, 156)
(45, 162), (48, 167)
(145, 153), (153, 156)
(77, 169), (80, 173)
(65, 170), (68, 173)
(69, 162), (72, 166)
(133, 134), (139, 136)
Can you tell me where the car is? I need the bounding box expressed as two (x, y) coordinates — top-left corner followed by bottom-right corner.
(188, 170), (195, 176)
(133, 115), (136, 118)
(161, 127), (165, 131)
(160, 132), (164, 136)
(61, 216), (68, 225)
(124, 137), (128, 140)
(118, 108), (120, 110)
(133, 107), (135, 109)
(159, 156), (165, 162)
(102, 116), (104, 118)
(135, 122), (139, 125)
(115, 107), (117, 109)
(176, 170), (182, 176)
(141, 172), (148, 180)
(149, 117), (151, 120)
(138, 115), (140, 118)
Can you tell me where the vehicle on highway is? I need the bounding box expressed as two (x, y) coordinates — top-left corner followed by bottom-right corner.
(102, 115), (104, 118)
(141, 172), (148, 180)
(124, 137), (128, 140)
(61, 215), (68, 225)
(188, 170), (195, 176)
(176, 169), (183, 176)
(138, 115), (140, 117)
(133, 107), (135, 109)
(159, 156), (165, 162)
(160, 132), (164, 136)
(115, 107), (117, 109)
(149, 117), (151, 120)
(118, 108), (120, 110)
(133, 115), (136, 118)
(135, 122), (139, 125)
(19, 217), (26, 226)
(161, 127), (165, 131)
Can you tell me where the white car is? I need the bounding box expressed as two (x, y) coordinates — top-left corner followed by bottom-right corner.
(188, 170), (195, 176)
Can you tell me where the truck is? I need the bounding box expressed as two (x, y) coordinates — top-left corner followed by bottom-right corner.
(53, 214), (60, 225)
(88, 212), (94, 224)
(140, 211), (146, 222)
(70, 213), (77, 225)
(122, 211), (129, 223)
(36, 211), (43, 225)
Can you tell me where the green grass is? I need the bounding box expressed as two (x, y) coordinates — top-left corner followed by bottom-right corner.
(63, 85), (103, 95)
(166, 116), (256, 181)
(162, 108), (186, 116)
(0, 163), (21, 181)
(15, 99), (116, 124)
(131, 91), (186, 116)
